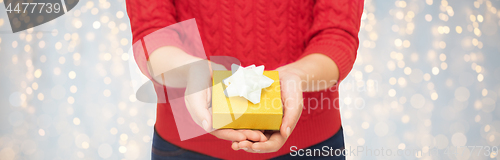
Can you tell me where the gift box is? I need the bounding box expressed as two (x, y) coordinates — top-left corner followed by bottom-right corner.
(212, 70), (282, 130)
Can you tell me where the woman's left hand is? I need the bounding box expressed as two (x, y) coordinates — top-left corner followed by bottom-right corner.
(231, 66), (304, 153)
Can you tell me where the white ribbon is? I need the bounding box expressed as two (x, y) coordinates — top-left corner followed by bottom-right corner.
(223, 64), (274, 104)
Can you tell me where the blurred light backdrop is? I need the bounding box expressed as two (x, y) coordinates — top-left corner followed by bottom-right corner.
(0, 0), (500, 159)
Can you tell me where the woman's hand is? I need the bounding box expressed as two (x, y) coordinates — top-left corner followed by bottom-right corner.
(184, 60), (268, 143)
(232, 67), (304, 153)
(149, 47), (267, 143)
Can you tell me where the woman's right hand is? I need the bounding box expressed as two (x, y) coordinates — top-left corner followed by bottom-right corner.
(184, 60), (268, 144)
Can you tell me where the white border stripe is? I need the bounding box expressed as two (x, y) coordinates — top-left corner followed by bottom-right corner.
(60, 0), (68, 13)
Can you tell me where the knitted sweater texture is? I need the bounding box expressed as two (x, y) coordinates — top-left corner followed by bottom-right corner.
(127, 0), (363, 159)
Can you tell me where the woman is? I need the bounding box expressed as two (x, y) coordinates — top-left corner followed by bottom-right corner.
(127, 0), (363, 159)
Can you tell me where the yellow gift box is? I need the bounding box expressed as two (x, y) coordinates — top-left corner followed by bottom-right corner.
(212, 70), (283, 130)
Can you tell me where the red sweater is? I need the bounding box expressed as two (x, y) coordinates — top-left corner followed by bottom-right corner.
(126, 0), (363, 159)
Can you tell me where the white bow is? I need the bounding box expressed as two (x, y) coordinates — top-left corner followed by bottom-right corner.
(223, 64), (274, 104)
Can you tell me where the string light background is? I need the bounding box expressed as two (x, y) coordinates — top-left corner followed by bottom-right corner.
(0, 0), (499, 159)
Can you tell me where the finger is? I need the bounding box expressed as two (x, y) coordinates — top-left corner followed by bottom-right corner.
(207, 84), (212, 108)
(260, 131), (268, 142)
(280, 97), (302, 138)
(237, 140), (254, 152)
(280, 82), (303, 139)
(280, 100), (302, 138)
(185, 63), (214, 131)
(250, 132), (286, 153)
(238, 130), (265, 142)
(207, 62), (226, 104)
(211, 129), (246, 142)
(232, 141), (239, 151)
(185, 89), (212, 131)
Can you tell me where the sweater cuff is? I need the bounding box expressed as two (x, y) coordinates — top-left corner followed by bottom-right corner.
(300, 44), (355, 83)
(132, 27), (185, 79)
(143, 28), (185, 60)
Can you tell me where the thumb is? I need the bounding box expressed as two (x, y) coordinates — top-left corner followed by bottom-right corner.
(280, 95), (303, 139)
(185, 88), (212, 132)
(185, 64), (213, 132)
(278, 73), (303, 139)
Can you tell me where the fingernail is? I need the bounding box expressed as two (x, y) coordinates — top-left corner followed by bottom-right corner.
(241, 148), (248, 151)
(202, 120), (209, 131)
(286, 127), (291, 137)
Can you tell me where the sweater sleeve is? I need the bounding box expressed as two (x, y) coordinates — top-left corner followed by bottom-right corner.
(300, 0), (364, 82)
(126, 0), (184, 79)
(126, 0), (180, 45)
